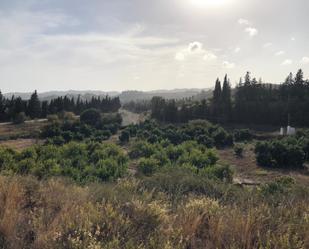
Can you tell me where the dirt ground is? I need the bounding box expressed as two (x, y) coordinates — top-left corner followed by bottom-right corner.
(0, 139), (44, 151)
(119, 109), (147, 126)
(218, 143), (309, 186)
(0, 121), (48, 140)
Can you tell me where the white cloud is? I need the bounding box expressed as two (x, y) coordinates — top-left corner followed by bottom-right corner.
(245, 27), (258, 37)
(175, 52), (185, 61)
(175, 41), (217, 61)
(203, 51), (217, 61)
(291, 37), (296, 41)
(222, 61), (235, 69)
(234, 47), (241, 53)
(188, 41), (203, 53)
(263, 42), (272, 48)
(281, 59), (293, 65)
(238, 18), (250, 25)
(301, 57), (309, 64)
(275, 51), (285, 56)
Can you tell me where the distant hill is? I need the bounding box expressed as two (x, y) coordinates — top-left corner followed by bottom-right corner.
(3, 90), (119, 101)
(4, 89), (211, 103)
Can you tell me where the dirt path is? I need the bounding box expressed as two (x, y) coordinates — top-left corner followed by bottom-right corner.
(119, 109), (146, 126)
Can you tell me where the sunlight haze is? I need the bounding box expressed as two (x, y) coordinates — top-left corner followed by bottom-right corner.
(0, 0), (308, 92)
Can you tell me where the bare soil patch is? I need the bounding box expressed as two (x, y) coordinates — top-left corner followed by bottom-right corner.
(218, 143), (309, 186)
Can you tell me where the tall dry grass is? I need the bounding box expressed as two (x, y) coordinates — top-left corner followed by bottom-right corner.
(0, 175), (308, 249)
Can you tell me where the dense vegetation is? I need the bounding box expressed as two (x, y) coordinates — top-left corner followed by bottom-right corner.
(0, 70), (308, 248)
(255, 131), (309, 168)
(0, 90), (121, 122)
(42, 111), (122, 144)
(0, 173), (307, 249)
(0, 142), (128, 183)
(150, 69), (309, 126)
(123, 119), (233, 148)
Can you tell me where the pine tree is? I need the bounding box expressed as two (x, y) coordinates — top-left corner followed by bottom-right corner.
(222, 75), (232, 121)
(0, 91), (6, 121)
(244, 72), (251, 86)
(295, 69), (304, 85)
(28, 90), (41, 119)
(212, 78), (222, 120)
(213, 78), (222, 104)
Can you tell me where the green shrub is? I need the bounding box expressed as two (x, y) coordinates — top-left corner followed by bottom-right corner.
(129, 141), (156, 159)
(211, 127), (233, 148)
(13, 112), (27, 124)
(233, 129), (253, 142)
(255, 139), (305, 168)
(80, 108), (101, 126)
(119, 130), (130, 143)
(0, 142), (128, 183)
(200, 164), (233, 182)
(137, 158), (160, 176)
(234, 143), (244, 158)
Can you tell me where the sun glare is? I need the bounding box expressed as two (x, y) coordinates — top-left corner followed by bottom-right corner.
(190, 0), (229, 8)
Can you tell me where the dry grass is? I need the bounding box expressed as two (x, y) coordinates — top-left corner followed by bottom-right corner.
(0, 176), (308, 249)
(218, 143), (309, 187)
(0, 139), (44, 151)
(0, 121), (48, 141)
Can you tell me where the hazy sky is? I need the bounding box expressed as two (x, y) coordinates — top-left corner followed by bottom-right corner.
(1, 0), (309, 93)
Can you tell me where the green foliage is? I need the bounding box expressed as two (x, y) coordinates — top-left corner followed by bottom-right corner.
(0, 142), (128, 183)
(27, 90), (41, 119)
(129, 141), (156, 159)
(13, 112), (27, 124)
(137, 158), (160, 176)
(255, 138), (306, 168)
(233, 143), (244, 158)
(131, 120), (233, 149)
(261, 176), (296, 195)
(211, 126), (233, 147)
(233, 129), (253, 142)
(119, 130), (130, 143)
(200, 164), (234, 182)
(42, 119), (118, 144)
(80, 108), (101, 126)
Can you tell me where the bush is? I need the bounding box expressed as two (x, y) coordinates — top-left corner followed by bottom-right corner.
(119, 130), (130, 143)
(200, 164), (234, 182)
(0, 142), (128, 183)
(233, 129), (253, 142)
(80, 108), (101, 126)
(234, 143), (244, 158)
(129, 141), (156, 159)
(255, 139), (305, 168)
(137, 158), (160, 176)
(47, 114), (59, 123)
(13, 112), (27, 124)
(211, 127), (233, 148)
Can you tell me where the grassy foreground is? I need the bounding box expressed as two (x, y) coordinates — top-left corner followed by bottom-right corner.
(0, 174), (308, 249)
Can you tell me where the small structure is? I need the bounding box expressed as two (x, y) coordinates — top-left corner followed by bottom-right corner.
(280, 126), (296, 136)
(287, 126), (296, 135)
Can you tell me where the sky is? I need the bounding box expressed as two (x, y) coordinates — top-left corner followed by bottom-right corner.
(0, 0), (309, 93)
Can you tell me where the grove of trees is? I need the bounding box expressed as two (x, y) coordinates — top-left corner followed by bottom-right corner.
(150, 69), (309, 127)
(0, 91), (121, 122)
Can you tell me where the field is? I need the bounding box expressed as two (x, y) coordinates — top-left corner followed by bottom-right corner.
(0, 120), (47, 141)
(218, 143), (309, 187)
(0, 112), (308, 249)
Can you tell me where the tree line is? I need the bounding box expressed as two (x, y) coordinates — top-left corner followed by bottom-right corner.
(0, 90), (121, 122)
(151, 69), (309, 127)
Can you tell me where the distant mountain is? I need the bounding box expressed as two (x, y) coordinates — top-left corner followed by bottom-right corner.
(119, 89), (211, 103)
(4, 89), (211, 103)
(4, 90), (119, 101)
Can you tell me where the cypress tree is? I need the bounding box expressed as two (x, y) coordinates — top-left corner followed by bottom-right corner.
(222, 74), (232, 121)
(28, 90), (41, 119)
